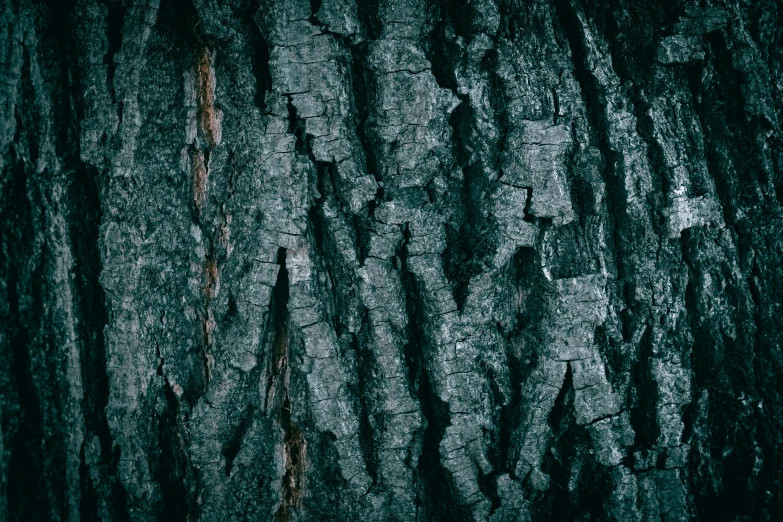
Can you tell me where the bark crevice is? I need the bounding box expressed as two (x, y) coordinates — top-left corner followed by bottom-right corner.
(398, 225), (472, 522)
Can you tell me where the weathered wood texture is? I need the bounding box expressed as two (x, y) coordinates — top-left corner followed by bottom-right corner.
(1, 0), (782, 520)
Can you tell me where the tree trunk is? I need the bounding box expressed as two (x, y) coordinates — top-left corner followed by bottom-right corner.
(1, 0), (782, 520)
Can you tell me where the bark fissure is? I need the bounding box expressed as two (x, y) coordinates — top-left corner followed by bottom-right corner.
(629, 325), (661, 450)
(4, 154), (49, 522)
(223, 404), (255, 477)
(245, 1), (273, 112)
(552, 0), (628, 285)
(398, 225), (472, 522)
(155, 382), (189, 521)
(267, 248), (305, 522)
(69, 159), (119, 521)
(103, 2), (126, 106)
(348, 43), (382, 191)
(353, 326), (379, 487)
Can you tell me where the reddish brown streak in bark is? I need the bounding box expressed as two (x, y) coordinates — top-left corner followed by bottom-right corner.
(192, 149), (207, 213)
(192, 45), (220, 388)
(275, 417), (305, 522)
(202, 257), (218, 347)
(192, 45), (218, 214)
(197, 46), (219, 149)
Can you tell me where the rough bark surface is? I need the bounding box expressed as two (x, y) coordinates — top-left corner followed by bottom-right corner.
(1, 0), (782, 520)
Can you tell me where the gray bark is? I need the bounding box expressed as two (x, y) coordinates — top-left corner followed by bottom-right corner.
(1, 0), (782, 520)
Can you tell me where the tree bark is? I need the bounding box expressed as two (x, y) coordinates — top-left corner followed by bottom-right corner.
(1, 0), (782, 520)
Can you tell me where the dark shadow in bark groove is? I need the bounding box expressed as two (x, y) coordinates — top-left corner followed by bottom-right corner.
(348, 43), (381, 186)
(108, 446), (130, 522)
(309, 0), (322, 25)
(477, 453), (502, 516)
(304, 4), (384, 222)
(629, 325), (660, 450)
(351, 59), (383, 194)
(681, 229), (764, 522)
(347, 39), (382, 264)
(265, 248), (289, 411)
(427, 0), (500, 313)
(439, 119), (496, 312)
(245, 1), (273, 112)
(531, 363), (577, 520)
(69, 160), (119, 522)
(49, 2), (120, 506)
(157, 0), (200, 49)
(396, 225), (472, 522)
(69, 164), (111, 450)
(5, 160), (49, 522)
(496, 246), (541, 479)
(265, 248), (306, 522)
(309, 163), (351, 338)
(286, 96), (311, 157)
(427, 1), (460, 95)
(7, 27), (73, 517)
(154, 383), (190, 521)
(103, 1), (127, 106)
(551, 0), (628, 289)
(353, 324), (379, 487)
(24, 1), (136, 516)
(688, 25), (782, 520)
(398, 225), (422, 402)
(78, 443), (99, 522)
(223, 404), (255, 477)
(536, 364), (612, 521)
(356, 0), (381, 41)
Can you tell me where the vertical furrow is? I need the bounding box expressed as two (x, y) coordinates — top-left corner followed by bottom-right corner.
(3, 145), (49, 522)
(684, 7), (783, 517)
(187, 1), (294, 520)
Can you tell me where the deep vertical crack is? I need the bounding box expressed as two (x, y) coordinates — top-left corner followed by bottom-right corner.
(69, 160), (118, 520)
(246, 0), (273, 112)
(551, 0), (627, 285)
(537, 363), (613, 521)
(629, 325), (660, 450)
(267, 249), (305, 522)
(353, 324), (379, 487)
(397, 225), (472, 522)
(687, 25), (783, 520)
(103, 1), (126, 106)
(4, 153), (49, 522)
(223, 404), (255, 477)
(155, 382), (189, 521)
